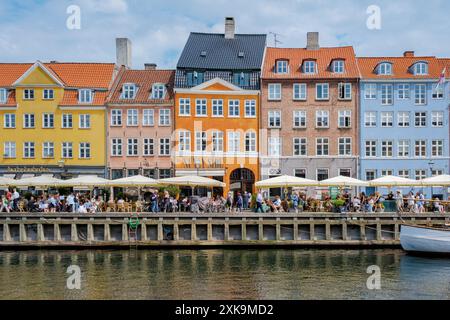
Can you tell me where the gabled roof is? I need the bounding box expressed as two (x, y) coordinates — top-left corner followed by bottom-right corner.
(357, 56), (443, 79)
(177, 32), (267, 70)
(108, 68), (175, 104)
(262, 46), (359, 79)
(12, 61), (65, 87)
(438, 58), (450, 77)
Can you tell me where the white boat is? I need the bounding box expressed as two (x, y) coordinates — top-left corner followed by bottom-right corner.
(400, 224), (450, 255)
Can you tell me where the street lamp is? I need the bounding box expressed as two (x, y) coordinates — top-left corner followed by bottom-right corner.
(428, 160), (435, 198)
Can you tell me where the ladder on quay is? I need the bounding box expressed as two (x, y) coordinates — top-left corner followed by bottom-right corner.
(128, 213), (140, 250)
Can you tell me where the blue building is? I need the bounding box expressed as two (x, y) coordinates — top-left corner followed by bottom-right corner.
(358, 53), (449, 198)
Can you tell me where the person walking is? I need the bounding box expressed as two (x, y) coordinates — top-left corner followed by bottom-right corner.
(151, 191), (159, 213)
(12, 188), (20, 212)
(236, 192), (243, 213)
(395, 190), (404, 214)
(243, 191), (249, 210)
(255, 191), (264, 213)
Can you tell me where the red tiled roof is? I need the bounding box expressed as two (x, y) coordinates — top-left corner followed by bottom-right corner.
(0, 63), (33, 87)
(438, 58), (450, 77)
(357, 56), (443, 79)
(108, 69), (175, 104)
(59, 90), (109, 106)
(262, 46), (360, 79)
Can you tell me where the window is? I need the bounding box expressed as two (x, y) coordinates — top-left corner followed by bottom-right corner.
(245, 131), (257, 152)
(23, 89), (34, 100)
(317, 169), (329, 181)
(414, 62), (428, 75)
(143, 138), (154, 156)
(110, 110), (122, 126)
(228, 132), (241, 153)
(127, 138), (139, 156)
(381, 84), (393, 105)
(79, 114), (90, 129)
(365, 140), (377, 157)
(122, 84), (137, 99)
(378, 63), (392, 75)
(338, 110), (351, 128)
(398, 140), (410, 157)
(364, 84), (377, 99)
(43, 113), (54, 128)
(432, 86), (444, 99)
(178, 131), (191, 152)
(415, 140), (426, 157)
(415, 84), (426, 105)
(397, 112), (410, 127)
(338, 83), (352, 100)
(364, 112), (377, 127)
(23, 114), (35, 128)
(338, 137), (352, 156)
(159, 109), (170, 126)
(228, 100), (240, 117)
(212, 131), (224, 152)
(233, 72), (250, 87)
(128, 169), (139, 177)
(127, 109), (138, 126)
(276, 60), (288, 74)
(151, 84), (165, 99)
(111, 138), (123, 156)
(23, 142), (35, 159)
(381, 170), (394, 177)
(381, 112), (393, 127)
(3, 142), (16, 158)
(333, 60), (345, 73)
(4, 114), (15, 128)
(179, 98), (191, 116)
(212, 100), (223, 117)
(339, 168), (351, 177)
(268, 137), (281, 156)
(431, 111), (444, 127)
(196, 99), (207, 116)
(366, 170), (376, 181)
(293, 84), (307, 100)
(303, 61), (316, 74)
(294, 169), (306, 178)
(398, 84), (410, 100)
(195, 131), (207, 152)
(316, 138), (329, 156)
(293, 110), (307, 128)
(186, 71), (204, 86)
(61, 114), (72, 129)
(268, 83), (281, 100)
(415, 170), (427, 180)
(432, 140), (443, 157)
(432, 169), (444, 177)
(293, 138), (307, 156)
(316, 110), (329, 128)
(381, 140), (393, 157)
(143, 109), (154, 126)
(245, 100), (256, 118)
(159, 138), (170, 156)
(78, 89), (93, 103)
(0, 88), (7, 103)
(398, 170), (410, 179)
(43, 89), (54, 100)
(268, 110), (281, 128)
(62, 142), (73, 159)
(316, 83), (329, 100)
(42, 142), (54, 158)
(79, 143), (91, 159)
(159, 169), (172, 179)
(415, 112), (426, 127)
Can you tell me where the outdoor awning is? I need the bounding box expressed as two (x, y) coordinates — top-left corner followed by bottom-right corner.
(420, 175), (450, 186)
(108, 175), (160, 187)
(159, 175), (226, 188)
(319, 176), (367, 187)
(256, 175), (319, 188)
(368, 175), (421, 187)
(56, 175), (110, 188)
(13, 175), (63, 188)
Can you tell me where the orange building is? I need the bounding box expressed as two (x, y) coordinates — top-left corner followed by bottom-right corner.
(174, 18), (267, 195)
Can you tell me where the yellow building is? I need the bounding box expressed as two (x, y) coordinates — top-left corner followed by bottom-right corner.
(0, 61), (117, 178)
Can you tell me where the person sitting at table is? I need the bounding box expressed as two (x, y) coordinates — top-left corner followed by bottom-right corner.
(434, 198), (445, 213)
(27, 196), (37, 213)
(352, 196), (361, 212)
(272, 196), (282, 213)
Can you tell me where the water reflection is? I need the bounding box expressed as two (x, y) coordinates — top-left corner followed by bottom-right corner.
(0, 249), (449, 300)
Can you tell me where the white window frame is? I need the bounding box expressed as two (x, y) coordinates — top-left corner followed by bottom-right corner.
(4, 113), (15, 128)
(316, 83), (329, 100)
(268, 83), (281, 101)
(431, 140), (444, 157)
(195, 98), (207, 117)
(379, 63), (392, 75)
(276, 60), (289, 74)
(142, 109), (154, 126)
(414, 84), (427, 105)
(79, 142), (91, 159)
(61, 142), (73, 159)
(293, 137), (307, 156)
(364, 112), (376, 127)
(431, 111), (444, 127)
(380, 111), (393, 127)
(195, 131), (207, 152)
(228, 100), (240, 117)
(42, 113), (54, 129)
(338, 137), (352, 156)
(316, 110), (329, 128)
(0, 88), (7, 103)
(293, 110), (307, 128)
(3, 142), (16, 158)
(244, 100), (256, 118)
(338, 110), (352, 128)
(365, 140), (377, 157)
(159, 109), (170, 126)
(127, 138), (139, 156)
(127, 109), (138, 127)
(245, 131), (257, 153)
(42, 142), (54, 159)
(178, 131), (191, 152)
(23, 142), (35, 159)
(78, 89), (93, 104)
(212, 131), (224, 152)
(381, 84), (393, 105)
(414, 62), (428, 75)
(121, 84), (137, 100)
(142, 138), (154, 156)
(338, 83), (352, 100)
(268, 110), (281, 128)
(43, 89), (54, 100)
(23, 89), (34, 100)
(414, 140), (427, 158)
(151, 84), (165, 100)
(179, 98), (191, 116)
(414, 112), (427, 127)
(159, 138), (171, 156)
(397, 112), (410, 127)
(333, 60), (345, 73)
(212, 99), (224, 117)
(364, 84), (377, 99)
(397, 84), (410, 100)
(23, 114), (35, 129)
(79, 114), (90, 129)
(381, 140), (393, 157)
(111, 138), (123, 157)
(293, 83), (307, 100)
(303, 61), (316, 74)
(268, 137), (281, 156)
(228, 131), (241, 153)
(316, 137), (329, 156)
(398, 140), (410, 158)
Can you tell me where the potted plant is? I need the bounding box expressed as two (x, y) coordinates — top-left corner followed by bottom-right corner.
(332, 199), (346, 213)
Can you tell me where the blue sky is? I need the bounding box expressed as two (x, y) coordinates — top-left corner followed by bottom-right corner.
(0, 0), (449, 69)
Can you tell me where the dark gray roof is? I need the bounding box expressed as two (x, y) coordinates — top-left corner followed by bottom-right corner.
(177, 33), (267, 70)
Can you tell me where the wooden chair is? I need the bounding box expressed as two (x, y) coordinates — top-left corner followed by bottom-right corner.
(135, 201), (143, 213)
(18, 201), (25, 213)
(117, 202), (125, 212)
(125, 202), (132, 213)
(107, 201), (117, 212)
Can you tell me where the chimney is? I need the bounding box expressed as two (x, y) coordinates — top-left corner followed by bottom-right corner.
(116, 38), (132, 68)
(404, 51), (415, 57)
(225, 17), (235, 39)
(145, 63), (157, 70)
(306, 32), (320, 50)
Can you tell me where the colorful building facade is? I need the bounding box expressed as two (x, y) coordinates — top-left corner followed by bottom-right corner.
(0, 61), (116, 178)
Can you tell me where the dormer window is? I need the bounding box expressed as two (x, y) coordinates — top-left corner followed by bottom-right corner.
(200, 51), (207, 57)
(378, 62), (392, 75)
(276, 60), (289, 74)
(0, 88), (7, 103)
(187, 71), (204, 86)
(78, 89), (93, 104)
(303, 60), (316, 74)
(233, 72), (250, 87)
(332, 60), (345, 73)
(121, 84), (137, 99)
(414, 62), (428, 75)
(151, 84), (166, 99)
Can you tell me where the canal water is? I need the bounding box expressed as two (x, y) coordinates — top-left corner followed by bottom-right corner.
(0, 249), (449, 300)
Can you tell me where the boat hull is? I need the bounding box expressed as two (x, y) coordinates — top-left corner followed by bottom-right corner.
(400, 225), (450, 254)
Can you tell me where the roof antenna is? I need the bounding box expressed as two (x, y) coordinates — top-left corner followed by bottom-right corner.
(269, 32), (283, 47)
